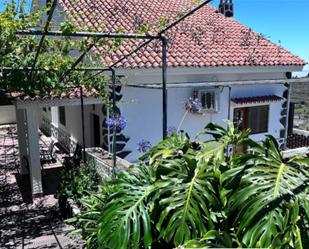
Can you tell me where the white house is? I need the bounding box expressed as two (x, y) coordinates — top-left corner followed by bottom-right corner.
(34, 0), (305, 162)
(6, 0), (307, 198)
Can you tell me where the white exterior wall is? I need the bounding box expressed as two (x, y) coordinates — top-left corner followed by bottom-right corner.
(0, 105), (16, 124)
(119, 82), (285, 162)
(42, 104), (105, 149)
(49, 105), (87, 146)
(39, 65), (302, 162)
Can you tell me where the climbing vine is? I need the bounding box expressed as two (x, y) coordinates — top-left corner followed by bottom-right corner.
(0, 2), (112, 102)
(0, 0), (278, 103)
(0, 0), (200, 103)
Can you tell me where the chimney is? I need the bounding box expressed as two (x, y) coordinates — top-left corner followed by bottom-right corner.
(219, 0), (234, 17)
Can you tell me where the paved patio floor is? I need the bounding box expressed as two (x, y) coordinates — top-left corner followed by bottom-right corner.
(0, 125), (83, 249)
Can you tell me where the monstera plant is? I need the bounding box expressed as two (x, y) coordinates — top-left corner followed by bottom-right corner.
(69, 122), (309, 249)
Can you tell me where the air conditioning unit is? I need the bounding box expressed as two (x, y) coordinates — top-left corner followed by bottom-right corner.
(193, 89), (220, 113)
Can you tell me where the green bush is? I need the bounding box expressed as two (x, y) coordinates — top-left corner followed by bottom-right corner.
(69, 122), (309, 249)
(56, 160), (100, 205)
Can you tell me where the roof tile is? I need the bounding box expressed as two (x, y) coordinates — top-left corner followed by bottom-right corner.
(59, 0), (306, 69)
(231, 95), (282, 104)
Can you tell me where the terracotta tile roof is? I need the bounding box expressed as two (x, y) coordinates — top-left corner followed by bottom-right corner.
(6, 87), (97, 102)
(59, 0), (306, 69)
(231, 95), (282, 105)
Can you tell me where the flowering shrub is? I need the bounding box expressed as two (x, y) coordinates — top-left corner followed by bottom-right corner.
(105, 114), (127, 130)
(137, 139), (152, 153)
(185, 97), (202, 113)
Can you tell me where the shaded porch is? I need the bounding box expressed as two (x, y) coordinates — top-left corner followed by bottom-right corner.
(11, 89), (102, 199)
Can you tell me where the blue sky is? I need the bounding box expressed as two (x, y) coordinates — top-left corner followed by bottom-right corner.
(1, 0), (308, 73)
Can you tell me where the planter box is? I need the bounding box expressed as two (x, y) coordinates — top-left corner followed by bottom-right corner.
(85, 147), (131, 179)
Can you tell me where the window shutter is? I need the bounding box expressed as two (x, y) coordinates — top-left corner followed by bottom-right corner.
(248, 105), (269, 134)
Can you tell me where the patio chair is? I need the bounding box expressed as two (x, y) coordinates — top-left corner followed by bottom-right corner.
(40, 139), (56, 163)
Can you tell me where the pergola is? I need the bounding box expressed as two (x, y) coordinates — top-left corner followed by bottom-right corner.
(4, 0), (214, 199)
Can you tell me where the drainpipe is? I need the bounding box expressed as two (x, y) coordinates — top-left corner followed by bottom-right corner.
(227, 85), (232, 120)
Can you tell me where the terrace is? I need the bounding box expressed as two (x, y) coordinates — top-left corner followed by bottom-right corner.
(0, 125), (82, 248)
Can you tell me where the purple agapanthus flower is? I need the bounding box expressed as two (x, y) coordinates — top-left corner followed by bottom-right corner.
(137, 139), (152, 153)
(105, 114), (127, 130)
(117, 116), (127, 130)
(167, 126), (177, 135)
(185, 97), (202, 113)
(105, 118), (114, 128)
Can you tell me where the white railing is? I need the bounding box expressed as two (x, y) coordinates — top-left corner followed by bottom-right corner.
(40, 117), (78, 154)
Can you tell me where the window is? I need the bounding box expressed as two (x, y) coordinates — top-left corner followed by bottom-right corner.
(59, 106), (66, 126)
(234, 105), (269, 134)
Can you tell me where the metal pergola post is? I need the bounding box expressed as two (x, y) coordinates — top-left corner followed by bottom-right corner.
(161, 35), (168, 139)
(284, 83), (291, 149)
(110, 68), (117, 176)
(80, 86), (86, 161)
(80, 67), (117, 175)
